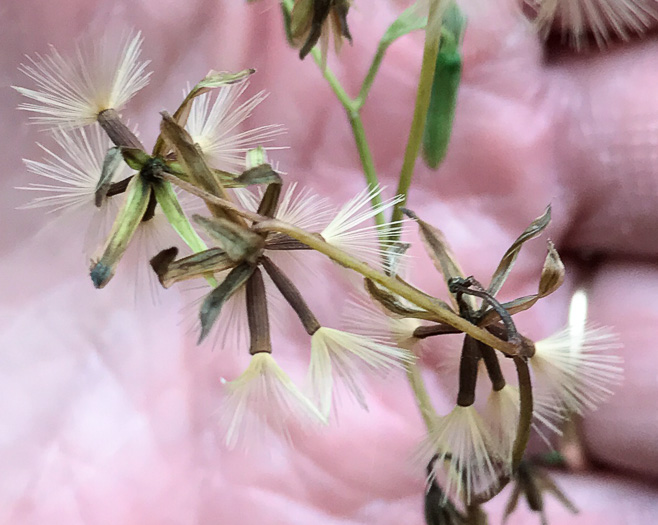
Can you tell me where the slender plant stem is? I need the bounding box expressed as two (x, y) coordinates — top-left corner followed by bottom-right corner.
(307, 46), (386, 229)
(354, 43), (388, 110)
(470, 356), (534, 505)
(279, 0), (386, 228)
(347, 115), (384, 216)
(390, 2), (443, 230)
(512, 357), (533, 469)
(406, 363), (436, 431)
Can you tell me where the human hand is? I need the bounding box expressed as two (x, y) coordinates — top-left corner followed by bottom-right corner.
(2, 1), (657, 523)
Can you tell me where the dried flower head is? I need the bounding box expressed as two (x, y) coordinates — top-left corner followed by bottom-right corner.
(290, 0), (353, 66)
(483, 384), (520, 465)
(424, 405), (502, 504)
(20, 124), (128, 214)
(14, 30), (151, 129)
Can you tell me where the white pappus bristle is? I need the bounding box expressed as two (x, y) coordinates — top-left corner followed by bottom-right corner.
(531, 0), (658, 49)
(186, 82), (286, 173)
(14, 30), (151, 128)
(423, 405), (502, 504)
(309, 327), (413, 418)
(220, 352), (326, 448)
(530, 324), (623, 415)
(321, 186), (405, 267)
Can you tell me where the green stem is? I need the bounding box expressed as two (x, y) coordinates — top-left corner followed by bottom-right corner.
(308, 43), (386, 229)
(348, 115), (385, 226)
(354, 43), (388, 110)
(390, 1), (443, 230)
(406, 363), (436, 431)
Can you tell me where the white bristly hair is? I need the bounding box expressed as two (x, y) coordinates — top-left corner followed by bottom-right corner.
(14, 30), (151, 128)
(20, 124), (127, 213)
(186, 82), (286, 173)
(220, 352), (326, 449)
(530, 324), (623, 415)
(423, 405), (502, 505)
(321, 186), (405, 267)
(308, 326), (413, 418)
(483, 385), (519, 468)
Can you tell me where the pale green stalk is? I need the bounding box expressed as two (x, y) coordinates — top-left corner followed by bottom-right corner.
(391, 0), (444, 229)
(406, 364), (436, 431)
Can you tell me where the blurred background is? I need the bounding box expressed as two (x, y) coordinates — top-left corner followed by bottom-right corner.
(1, 0), (658, 523)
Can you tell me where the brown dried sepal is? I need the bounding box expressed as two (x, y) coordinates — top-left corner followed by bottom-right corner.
(364, 277), (453, 322)
(486, 205), (552, 297)
(193, 214), (265, 264)
(199, 262), (256, 343)
(291, 0), (353, 61)
(159, 112), (242, 224)
(502, 461), (578, 525)
(479, 240), (565, 327)
(150, 247), (235, 288)
(402, 208), (475, 312)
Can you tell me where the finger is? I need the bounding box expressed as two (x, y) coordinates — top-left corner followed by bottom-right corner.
(581, 260), (658, 479)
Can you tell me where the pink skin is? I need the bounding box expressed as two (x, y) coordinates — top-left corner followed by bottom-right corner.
(1, 0), (658, 523)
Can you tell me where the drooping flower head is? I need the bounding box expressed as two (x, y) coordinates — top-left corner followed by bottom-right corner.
(290, 0), (353, 66)
(309, 326), (412, 417)
(424, 405), (501, 504)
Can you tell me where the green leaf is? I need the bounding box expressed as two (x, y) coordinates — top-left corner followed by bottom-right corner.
(382, 3), (428, 45)
(421, 3), (466, 169)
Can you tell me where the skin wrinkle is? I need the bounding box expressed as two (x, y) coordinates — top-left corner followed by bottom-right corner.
(3, 0), (658, 523)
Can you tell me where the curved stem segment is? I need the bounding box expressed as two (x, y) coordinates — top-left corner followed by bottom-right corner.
(512, 356), (533, 470)
(253, 218), (518, 356)
(471, 356), (534, 505)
